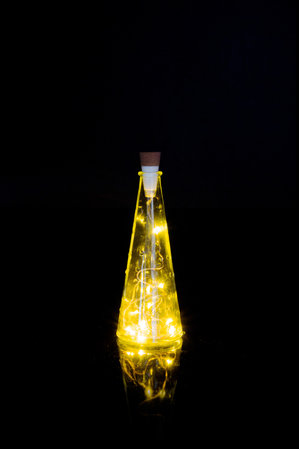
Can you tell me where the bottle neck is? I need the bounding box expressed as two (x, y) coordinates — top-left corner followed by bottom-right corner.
(141, 166), (159, 173)
(142, 170), (159, 198)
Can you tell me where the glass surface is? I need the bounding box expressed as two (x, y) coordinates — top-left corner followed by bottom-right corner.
(118, 339), (182, 424)
(117, 172), (183, 346)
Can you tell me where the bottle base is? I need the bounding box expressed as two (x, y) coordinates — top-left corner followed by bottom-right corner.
(116, 332), (184, 350)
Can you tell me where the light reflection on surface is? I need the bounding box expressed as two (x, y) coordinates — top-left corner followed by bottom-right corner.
(117, 338), (182, 426)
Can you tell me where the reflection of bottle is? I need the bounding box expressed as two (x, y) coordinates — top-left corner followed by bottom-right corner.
(117, 152), (183, 347)
(118, 339), (182, 426)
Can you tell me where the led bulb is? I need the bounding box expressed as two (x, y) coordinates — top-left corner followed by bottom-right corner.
(117, 171), (183, 347)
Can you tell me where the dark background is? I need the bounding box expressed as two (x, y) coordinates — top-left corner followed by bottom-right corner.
(9, 209), (293, 443)
(34, 210), (291, 444)
(0, 0), (296, 207)
(2, 0), (294, 444)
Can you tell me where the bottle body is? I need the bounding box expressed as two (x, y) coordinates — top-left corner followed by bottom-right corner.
(117, 171), (183, 347)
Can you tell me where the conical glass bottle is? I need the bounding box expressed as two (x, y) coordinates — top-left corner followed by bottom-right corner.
(117, 170), (183, 347)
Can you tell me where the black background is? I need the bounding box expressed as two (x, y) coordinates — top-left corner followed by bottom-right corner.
(9, 209), (292, 444)
(35, 210), (291, 444)
(2, 0), (295, 444)
(0, 0), (296, 207)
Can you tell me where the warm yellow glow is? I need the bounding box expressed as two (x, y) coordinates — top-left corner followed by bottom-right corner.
(137, 334), (146, 343)
(169, 326), (176, 337)
(139, 320), (147, 331)
(145, 387), (153, 398)
(117, 171), (183, 347)
(125, 326), (136, 336)
(153, 226), (164, 235)
(118, 339), (182, 403)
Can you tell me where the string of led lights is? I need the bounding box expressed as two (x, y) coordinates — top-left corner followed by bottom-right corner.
(118, 341), (182, 403)
(117, 172), (183, 346)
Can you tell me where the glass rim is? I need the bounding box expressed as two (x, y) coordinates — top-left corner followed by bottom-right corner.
(138, 171), (163, 176)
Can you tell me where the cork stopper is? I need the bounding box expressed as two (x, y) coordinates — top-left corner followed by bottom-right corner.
(140, 152), (161, 168)
(139, 152), (161, 198)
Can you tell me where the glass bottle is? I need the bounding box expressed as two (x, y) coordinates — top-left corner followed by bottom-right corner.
(117, 158), (183, 347)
